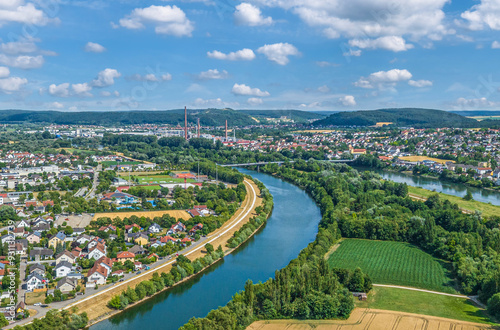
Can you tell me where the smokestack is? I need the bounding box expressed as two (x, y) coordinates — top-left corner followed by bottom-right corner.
(197, 118), (200, 138)
(184, 106), (188, 140)
(225, 120), (228, 141)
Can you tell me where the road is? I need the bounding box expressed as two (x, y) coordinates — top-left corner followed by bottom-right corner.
(372, 284), (469, 299)
(408, 193), (474, 214)
(85, 164), (102, 200)
(6, 178), (259, 329)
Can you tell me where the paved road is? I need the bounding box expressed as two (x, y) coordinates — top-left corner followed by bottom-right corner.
(5, 179), (257, 329)
(85, 164), (102, 200)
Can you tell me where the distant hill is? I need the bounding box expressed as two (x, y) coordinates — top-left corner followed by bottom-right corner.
(240, 110), (325, 122)
(313, 108), (484, 128)
(451, 111), (500, 117)
(0, 109), (318, 126)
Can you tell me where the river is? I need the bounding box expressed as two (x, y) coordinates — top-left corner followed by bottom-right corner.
(357, 167), (500, 206)
(90, 169), (321, 330)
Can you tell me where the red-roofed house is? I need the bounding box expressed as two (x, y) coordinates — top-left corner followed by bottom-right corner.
(116, 251), (135, 263)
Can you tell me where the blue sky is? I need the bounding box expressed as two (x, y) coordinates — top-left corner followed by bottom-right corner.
(1, 0), (500, 112)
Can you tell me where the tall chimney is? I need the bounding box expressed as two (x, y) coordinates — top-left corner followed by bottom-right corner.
(184, 106), (188, 140)
(197, 118), (200, 138)
(225, 120), (228, 141)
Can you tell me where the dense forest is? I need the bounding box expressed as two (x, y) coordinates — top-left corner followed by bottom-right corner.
(313, 108), (500, 128)
(0, 109), (323, 126)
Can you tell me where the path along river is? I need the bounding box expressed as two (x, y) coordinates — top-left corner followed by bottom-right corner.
(90, 168), (321, 330)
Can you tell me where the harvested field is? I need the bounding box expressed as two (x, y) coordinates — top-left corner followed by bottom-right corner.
(247, 308), (496, 330)
(399, 156), (455, 164)
(92, 210), (191, 221)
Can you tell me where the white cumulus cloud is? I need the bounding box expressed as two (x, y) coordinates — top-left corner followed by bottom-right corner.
(348, 36), (414, 52)
(48, 83), (70, 97)
(72, 83), (92, 97)
(408, 79), (433, 88)
(355, 69), (412, 89)
(231, 83), (270, 97)
(339, 95), (356, 106)
(118, 5), (194, 37)
(234, 3), (272, 26)
(197, 69), (229, 80)
(85, 42), (106, 53)
(207, 48), (256, 61)
(247, 97), (263, 106)
(257, 43), (300, 65)
(461, 0), (500, 31)
(492, 41), (500, 49)
(0, 54), (44, 69)
(0, 1), (58, 27)
(91, 68), (121, 87)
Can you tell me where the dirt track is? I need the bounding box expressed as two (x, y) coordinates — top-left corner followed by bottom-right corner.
(65, 178), (262, 322)
(247, 308), (496, 330)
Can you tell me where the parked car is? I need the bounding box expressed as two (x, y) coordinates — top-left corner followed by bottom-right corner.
(34, 302), (41, 306)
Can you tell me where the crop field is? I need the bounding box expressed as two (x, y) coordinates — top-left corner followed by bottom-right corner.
(328, 239), (456, 293)
(399, 155), (455, 164)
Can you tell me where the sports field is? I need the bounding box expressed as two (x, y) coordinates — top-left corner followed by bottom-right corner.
(132, 175), (197, 184)
(328, 239), (456, 293)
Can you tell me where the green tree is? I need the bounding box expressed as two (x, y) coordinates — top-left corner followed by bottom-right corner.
(463, 189), (473, 201)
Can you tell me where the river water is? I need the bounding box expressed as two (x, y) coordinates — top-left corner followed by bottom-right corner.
(90, 169), (321, 330)
(357, 167), (500, 206)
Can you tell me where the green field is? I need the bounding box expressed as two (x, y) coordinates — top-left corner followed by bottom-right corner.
(328, 239), (456, 293)
(133, 175), (197, 184)
(408, 186), (500, 218)
(101, 160), (142, 167)
(356, 286), (495, 325)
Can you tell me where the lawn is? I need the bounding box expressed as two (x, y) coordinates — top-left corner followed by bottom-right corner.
(408, 186), (500, 218)
(133, 175), (197, 184)
(399, 156), (455, 164)
(101, 160), (141, 167)
(356, 286), (495, 325)
(25, 291), (46, 305)
(328, 239), (457, 293)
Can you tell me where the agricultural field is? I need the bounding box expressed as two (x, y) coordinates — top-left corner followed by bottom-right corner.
(408, 186), (500, 218)
(92, 209), (191, 221)
(356, 286), (495, 325)
(328, 239), (456, 293)
(399, 155), (455, 164)
(247, 303), (495, 330)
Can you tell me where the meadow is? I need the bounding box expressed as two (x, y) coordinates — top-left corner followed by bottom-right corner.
(132, 175), (197, 184)
(328, 239), (457, 293)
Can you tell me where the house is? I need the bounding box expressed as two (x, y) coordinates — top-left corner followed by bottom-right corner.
(75, 234), (91, 245)
(87, 237), (106, 250)
(15, 219), (30, 228)
(189, 223), (203, 236)
(146, 253), (159, 261)
(160, 235), (180, 244)
(56, 251), (76, 264)
(167, 221), (186, 235)
(148, 223), (161, 233)
(13, 227), (25, 237)
(29, 247), (53, 261)
(55, 261), (73, 278)
(124, 224), (141, 234)
(15, 302), (25, 315)
(87, 243), (106, 260)
(15, 243), (27, 256)
(98, 225), (116, 233)
(26, 232), (41, 244)
(48, 232), (66, 248)
(128, 245), (146, 255)
(111, 270), (125, 277)
(96, 256), (113, 274)
(29, 263), (46, 276)
(0, 234), (14, 245)
(32, 223), (50, 232)
(67, 272), (84, 280)
(57, 277), (78, 293)
(87, 263), (108, 286)
(26, 273), (46, 291)
(134, 233), (149, 246)
(133, 261), (143, 271)
(71, 247), (83, 258)
(116, 251), (135, 263)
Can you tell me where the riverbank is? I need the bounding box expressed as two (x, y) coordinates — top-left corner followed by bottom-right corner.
(408, 186), (500, 217)
(61, 178), (263, 326)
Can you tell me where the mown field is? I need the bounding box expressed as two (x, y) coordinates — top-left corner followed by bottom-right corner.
(133, 175), (197, 184)
(356, 286), (494, 325)
(328, 239), (456, 293)
(408, 186), (500, 218)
